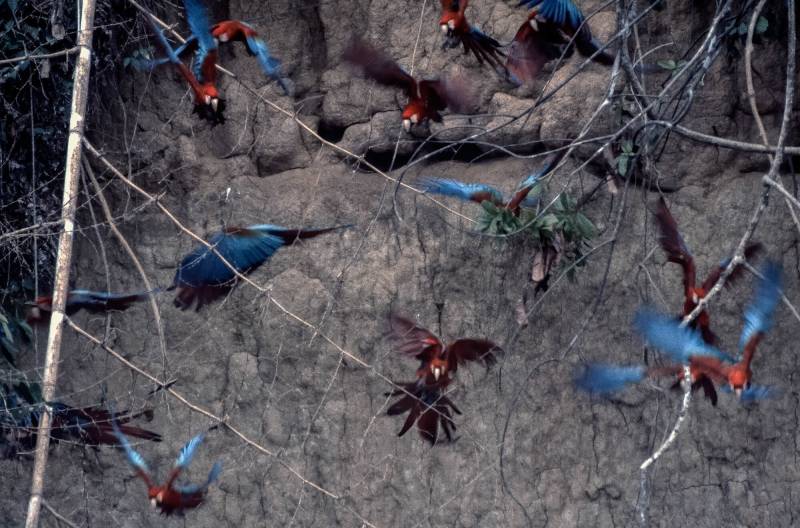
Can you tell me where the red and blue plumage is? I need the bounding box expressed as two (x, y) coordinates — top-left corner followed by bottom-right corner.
(343, 39), (473, 132)
(113, 421), (222, 516)
(26, 289), (154, 324)
(169, 224), (351, 310)
(508, 0), (614, 85)
(418, 150), (565, 214)
(143, 3), (224, 124)
(439, 0), (506, 73)
(633, 262), (782, 401)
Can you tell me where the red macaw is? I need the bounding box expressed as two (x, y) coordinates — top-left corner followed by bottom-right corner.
(30, 403), (161, 446)
(25, 289), (153, 325)
(343, 39), (473, 132)
(507, 0), (614, 84)
(438, 0), (506, 72)
(635, 262), (782, 401)
(386, 381), (461, 444)
(144, 0), (224, 124)
(655, 197), (762, 344)
(113, 423), (222, 516)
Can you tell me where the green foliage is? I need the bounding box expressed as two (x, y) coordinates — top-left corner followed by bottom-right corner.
(615, 140), (636, 177)
(477, 200), (522, 235)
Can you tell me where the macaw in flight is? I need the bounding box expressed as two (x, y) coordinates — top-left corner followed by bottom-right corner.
(655, 197), (762, 344)
(169, 223), (352, 311)
(507, 0), (614, 85)
(418, 149), (566, 215)
(143, 0), (224, 124)
(150, 18), (292, 96)
(28, 402), (161, 446)
(25, 289), (155, 325)
(113, 421), (222, 516)
(438, 0), (507, 74)
(385, 314), (500, 443)
(635, 261), (782, 401)
(343, 39), (474, 132)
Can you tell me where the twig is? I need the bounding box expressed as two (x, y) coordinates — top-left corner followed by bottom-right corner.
(0, 46), (79, 66)
(40, 500), (80, 528)
(24, 1), (97, 527)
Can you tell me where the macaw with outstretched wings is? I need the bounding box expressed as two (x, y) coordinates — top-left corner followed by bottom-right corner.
(438, 0), (506, 74)
(113, 421), (222, 515)
(169, 224), (352, 310)
(343, 39), (474, 132)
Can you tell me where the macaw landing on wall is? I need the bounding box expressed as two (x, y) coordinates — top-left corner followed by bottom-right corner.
(113, 420), (222, 516)
(438, 0), (507, 75)
(169, 223), (352, 311)
(655, 197), (762, 345)
(343, 39), (474, 132)
(386, 380), (462, 444)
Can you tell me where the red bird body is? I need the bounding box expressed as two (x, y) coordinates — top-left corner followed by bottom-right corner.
(439, 0), (506, 71)
(654, 198), (762, 345)
(343, 39), (472, 132)
(386, 314), (500, 443)
(32, 403), (161, 447)
(26, 289), (152, 325)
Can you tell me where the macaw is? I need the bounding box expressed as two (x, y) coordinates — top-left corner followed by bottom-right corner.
(655, 197), (762, 344)
(418, 150), (565, 215)
(113, 423), (222, 516)
(143, 1), (224, 124)
(438, 0), (506, 73)
(386, 381), (461, 444)
(635, 262), (782, 400)
(169, 223), (352, 311)
(28, 403), (161, 446)
(507, 0), (614, 84)
(574, 362), (719, 405)
(25, 289), (154, 325)
(343, 39), (473, 132)
(388, 314), (500, 387)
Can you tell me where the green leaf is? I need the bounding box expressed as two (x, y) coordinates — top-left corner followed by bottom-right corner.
(657, 59), (676, 71)
(618, 155), (629, 177)
(481, 200), (498, 214)
(621, 140), (634, 154)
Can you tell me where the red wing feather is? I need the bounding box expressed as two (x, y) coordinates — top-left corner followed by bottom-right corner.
(342, 39), (417, 98)
(654, 198), (696, 292)
(388, 314), (443, 361)
(689, 356), (729, 384)
(419, 76), (473, 114)
(416, 407), (439, 444)
(448, 339), (500, 369)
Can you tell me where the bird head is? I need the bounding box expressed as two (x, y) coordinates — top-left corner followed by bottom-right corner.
(728, 370), (750, 398)
(527, 13), (540, 31)
(148, 488), (162, 509)
(430, 358), (448, 381)
(401, 107), (420, 132)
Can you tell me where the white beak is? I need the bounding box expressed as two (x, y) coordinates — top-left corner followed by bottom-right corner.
(440, 24), (448, 35)
(433, 367), (441, 381)
(734, 387), (743, 398)
(402, 119), (411, 132)
(150, 499), (157, 509)
(529, 18), (539, 31)
(219, 34), (229, 42)
(211, 99), (219, 112)
(448, 20), (455, 29)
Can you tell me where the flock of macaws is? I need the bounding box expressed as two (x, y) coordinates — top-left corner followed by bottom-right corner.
(15, 0), (787, 518)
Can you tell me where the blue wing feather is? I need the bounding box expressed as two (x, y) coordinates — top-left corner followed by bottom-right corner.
(634, 307), (735, 364)
(418, 178), (504, 203)
(173, 227), (286, 288)
(176, 460), (222, 494)
(145, 14), (183, 66)
(574, 363), (646, 394)
(245, 35), (291, 95)
(517, 0), (584, 29)
(739, 261), (782, 352)
(175, 433), (206, 469)
(111, 416), (151, 475)
(720, 383), (777, 402)
(183, 0), (216, 80)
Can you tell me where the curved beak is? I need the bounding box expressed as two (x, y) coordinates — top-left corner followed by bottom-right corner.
(211, 98), (219, 112)
(433, 367), (441, 381)
(734, 387), (743, 398)
(402, 119), (411, 132)
(440, 24), (448, 35)
(150, 498), (157, 509)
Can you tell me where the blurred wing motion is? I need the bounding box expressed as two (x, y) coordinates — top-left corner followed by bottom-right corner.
(634, 307), (735, 364)
(176, 460), (223, 495)
(170, 224), (351, 310)
(448, 339), (500, 370)
(111, 415), (156, 489)
(654, 198), (696, 292)
(244, 34), (292, 95)
(739, 261), (782, 360)
(47, 403), (160, 446)
(506, 14), (567, 84)
(518, 0), (584, 29)
(700, 243), (763, 292)
(418, 178), (505, 206)
(342, 39), (417, 97)
(184, 0), (218, 84)
(507, 148), (567, 210)
(388, 314), (443, 360)
(720, 383), (777, 402)
(26, 289), (156, 324)
(387, 382), (461, 444)
(574, 363), (646, 394)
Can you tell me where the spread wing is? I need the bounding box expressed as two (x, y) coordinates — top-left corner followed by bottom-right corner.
(342, 39), (416, 98)
(67, 290), (155, 314)
(175, 460), (222, 495)
(418, 178), (504, 206)
(701, 243), (763, 292)
(573, 363), (647, 394)
(507, 149), (567, 210)
(518, 0), (584, 30)
(654, 198), (696, 293)
(418, 76), (473, 114)
(448, 339), (500, 369)
(111, 415), (155, 489)
(183, 0), (218, 83)
(634, 307), (735, 364)
(738, 261), (782, 365)
(244, 35), (292, 95)
(388, 314), (443, 362)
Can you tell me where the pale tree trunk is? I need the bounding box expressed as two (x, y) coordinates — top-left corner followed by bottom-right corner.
(24, 0), (97, 526)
